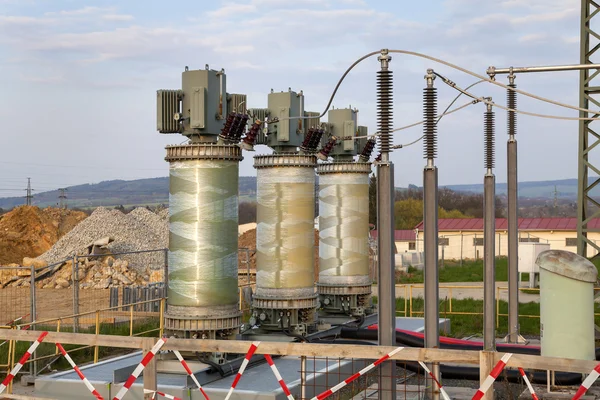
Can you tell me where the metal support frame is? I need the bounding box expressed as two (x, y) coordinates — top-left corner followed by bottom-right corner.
(483, 101), (496, 351)
(376, 49), (396, 400)
(577, 0), (600, 257)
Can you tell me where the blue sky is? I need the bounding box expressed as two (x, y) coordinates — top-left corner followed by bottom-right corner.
(0, 0), (588, 198)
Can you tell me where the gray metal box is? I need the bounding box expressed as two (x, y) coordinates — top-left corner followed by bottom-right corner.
(181, 68), (227, 137)
(266, 90), (305, 150)
(325, 108), (358, 157)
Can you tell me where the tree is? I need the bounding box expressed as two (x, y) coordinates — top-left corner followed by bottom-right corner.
(394, 198), (470, 229)
(239, 201), (257, 224)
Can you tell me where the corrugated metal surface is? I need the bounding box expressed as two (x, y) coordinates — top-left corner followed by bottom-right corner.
(371, 230), (416, 241)
(413, 217), (600, 231)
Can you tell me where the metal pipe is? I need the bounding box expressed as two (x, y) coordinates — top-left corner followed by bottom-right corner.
(507, 122), (520, 343)
(72, 256), (79, 333)
(488, 63), (600, 76)
(30, 265), (36, 377)
(376, 49), (396, 400)
(423, 68), (440, 400)
(484, 101), (496, 351)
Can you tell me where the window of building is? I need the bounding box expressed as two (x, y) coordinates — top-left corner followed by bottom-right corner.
(409, 242), (416, 250)
(439, 237), (449, 246)
(566, 238), (577, 247)
(519, 237), (540, 243)
(473, 238), (484, 246)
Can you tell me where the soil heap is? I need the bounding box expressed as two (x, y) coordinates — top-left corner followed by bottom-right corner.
(0, 206), (87, 265)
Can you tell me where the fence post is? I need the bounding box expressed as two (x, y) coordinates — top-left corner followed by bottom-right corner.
(72, 255), (80, 333)
(143, 338), (157, 399)
(479, 351), (494, 400)
(30, 265), (37, 377)
(94, 310), (100, 363)
(460, 232), (463, 267)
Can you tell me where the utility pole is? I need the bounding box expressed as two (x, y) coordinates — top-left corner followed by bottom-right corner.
(483, 99), (496, 351)
(553, 185), (559, 215)
(375, 49), (396, 400)
(24, 178), (34, 206)
(58, 188), (68, 209)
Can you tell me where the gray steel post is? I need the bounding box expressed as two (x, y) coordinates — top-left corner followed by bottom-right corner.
(423, 69), (440, 400)
(30, 265), (37, 377)
(376, 49), (396, 400)
(73, 255), (79, 333)
(507, 138), (519, 342)
(483, 101), (496, 351)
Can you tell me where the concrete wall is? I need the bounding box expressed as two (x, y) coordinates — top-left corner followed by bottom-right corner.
(414, 230), (600, 260)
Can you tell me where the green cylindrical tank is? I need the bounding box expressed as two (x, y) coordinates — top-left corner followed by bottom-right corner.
(537, 250), (598, 360)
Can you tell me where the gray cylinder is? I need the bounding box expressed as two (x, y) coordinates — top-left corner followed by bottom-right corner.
(318, 163), (371, 285)
(164, 144), (242, 336)
(254, 155), (316, 299)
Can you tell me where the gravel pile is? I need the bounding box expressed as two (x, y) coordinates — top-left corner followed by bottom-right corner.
(37, 207), (168, 273)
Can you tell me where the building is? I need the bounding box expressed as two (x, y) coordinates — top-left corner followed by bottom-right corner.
(413, 218), (600, 260)
(370, 229), (418, 253)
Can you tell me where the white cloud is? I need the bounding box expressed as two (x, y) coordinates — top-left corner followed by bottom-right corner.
(102, 14), (135, 21)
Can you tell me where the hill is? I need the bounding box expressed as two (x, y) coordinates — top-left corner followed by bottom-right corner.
(0, 176), (593, 210)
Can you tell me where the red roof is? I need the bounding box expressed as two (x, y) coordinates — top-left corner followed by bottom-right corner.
(414, 218), (600, 231)
(371, 230), (416, 241)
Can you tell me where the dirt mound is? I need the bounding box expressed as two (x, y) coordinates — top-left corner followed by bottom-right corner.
(237, 228), (320, 277)
(0, 206), (87, 265)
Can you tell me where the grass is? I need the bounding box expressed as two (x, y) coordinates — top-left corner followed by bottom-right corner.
(0, 318), (160, 375)
(396, 257), (531, 284)
(373, 296), (600, 339)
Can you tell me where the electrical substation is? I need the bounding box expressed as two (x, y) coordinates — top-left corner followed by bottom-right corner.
(12, 3), (600, 397)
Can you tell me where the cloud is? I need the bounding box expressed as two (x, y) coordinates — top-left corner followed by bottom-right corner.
(102, 14), (135, 21)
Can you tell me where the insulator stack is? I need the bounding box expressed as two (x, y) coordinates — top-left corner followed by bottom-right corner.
(484, 110), (495, 170)
(232, 114), (249, 142)
(359, 139), (376, 162)
(423, 87), (438, 160)
(242, 120), (261, 150)
(377, 69), (393, 154)
(317, 136), (337, 161)
(374, 152), (382, 162)
(309, 129), (324, 152)
(301, 128), (315, 152)
(219, 112), (236, 140)
(226, 114), (243, 142)
(507, 83), (517, 136)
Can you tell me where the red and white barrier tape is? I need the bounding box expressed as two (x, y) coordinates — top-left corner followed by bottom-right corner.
(172, 350), (210, 400)
(264, 354), (294, 400)
(572, 363), (600, 400)
(0, 331), (48, 394)
(143, 389), (182, 400)
(112, 337), (167, 400)
(518, 368), (538, 400)
(472, 353), (513, 400)
(56, 343), (104, 400)
(311, 346), (404, 400)
(418, 361), (450, 400)
(223, 341), (260, 400)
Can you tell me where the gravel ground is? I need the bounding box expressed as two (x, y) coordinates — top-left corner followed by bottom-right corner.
(37, 207), (168, 272)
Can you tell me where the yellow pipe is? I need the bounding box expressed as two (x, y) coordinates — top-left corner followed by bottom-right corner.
(159, 299), (165, 338)
(130, 305), (134, 337)
(94, 311), (100, 363)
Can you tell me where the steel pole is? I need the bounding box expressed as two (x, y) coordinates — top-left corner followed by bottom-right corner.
(484, 173), (496, 350)
(507, 138), (519, 342)
(424, 166), (440, 399)
(376, 49), (396, 400)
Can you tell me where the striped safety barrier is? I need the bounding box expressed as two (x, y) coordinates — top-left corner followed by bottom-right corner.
(112, 337), (167, 400)
(418, 361), (450, 400)
(264, 354), (294, 400)
(310, 346), (404, 400)
(572, 363), (600, 400)
(172, 350), (210, 400)
(472, 353), (513, 400)
(223, 341), (260, 400)
(0, 331), (48, 394)
(143, 389), (182, 400)
(518, 368), (538, 400)
(56, 343), (104, 400)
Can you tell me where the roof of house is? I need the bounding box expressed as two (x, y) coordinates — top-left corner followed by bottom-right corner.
(413, 217), (600, 231)
(371, 229), (416, 241)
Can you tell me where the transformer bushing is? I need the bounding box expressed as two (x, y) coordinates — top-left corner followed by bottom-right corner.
(316, 162), (373, 317)
(163, 144), (243, 341)
(251, 154), (318, 334)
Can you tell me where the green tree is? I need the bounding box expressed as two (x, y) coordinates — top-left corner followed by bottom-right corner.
(394, 199), (470, 229)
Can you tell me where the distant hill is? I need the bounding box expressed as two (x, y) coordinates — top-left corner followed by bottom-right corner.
(0, 176), (593, 210)
(442, 177), (599, 199)
(0, 177), (258, 209)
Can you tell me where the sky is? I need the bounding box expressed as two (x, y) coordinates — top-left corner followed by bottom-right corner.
(0, 0), (592, 198)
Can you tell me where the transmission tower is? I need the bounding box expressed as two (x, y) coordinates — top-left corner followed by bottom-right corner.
(24, 178), (34, 206)
(58, 188), (68, 209)
(577, 0), (600, 256)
